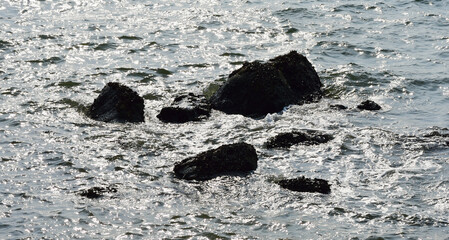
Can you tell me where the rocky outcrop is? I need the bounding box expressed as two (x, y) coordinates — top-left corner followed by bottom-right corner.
(157, 93), (211, 123)
(265, 130), (333, 149)
(357, 100), (381, 111)
(78, 186), (117, 199)
(88, 82), (144, 123)
(209, 51), (322, 118)
(174, 142), (258, 181)
(276, 176), (331, 194)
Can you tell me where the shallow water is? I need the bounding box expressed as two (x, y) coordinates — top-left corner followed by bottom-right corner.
(0, 0), (448, 239)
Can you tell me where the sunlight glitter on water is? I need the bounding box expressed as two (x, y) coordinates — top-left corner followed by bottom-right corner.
(1, 0), (449, 239)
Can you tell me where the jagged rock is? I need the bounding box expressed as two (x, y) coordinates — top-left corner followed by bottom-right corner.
(174, 142), (258, 181)
(209, 51), (322, 118)
(78, 186), (117, 199)
(88, 82), (144, 123)
(157, 93), (211, 123)
(357, 100), (381, 111)
(276, 176), (331, 194)
(265, 130), (333, 149)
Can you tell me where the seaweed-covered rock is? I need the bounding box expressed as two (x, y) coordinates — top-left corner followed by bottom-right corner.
(157, 93), (211, 123)
(88, 82), (144, 123)
(357, 100), (381, 111)
(78, 186), (117, 199)
(277, 176), (331, 194)
(174, 142), (258, 181)
(265, 130), (333, 149)
(209, 51), (322, 118)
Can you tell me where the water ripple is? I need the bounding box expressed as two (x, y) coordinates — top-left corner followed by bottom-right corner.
(0, 0), (448, 239)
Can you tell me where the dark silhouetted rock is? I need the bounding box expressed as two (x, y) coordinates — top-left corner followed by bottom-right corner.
(330, 104), (348, 110)
(157, 93), (211, 123)
(265, 130), (333, 149)
(174, 142), (258, 181)
(269, 51), (322, 101)
(357, 100), (381, 111)
(78, 186), (117, 199)
(277, 176), (331, 194)
(209, 51), (322, 118)
(88, 82), (144, 123)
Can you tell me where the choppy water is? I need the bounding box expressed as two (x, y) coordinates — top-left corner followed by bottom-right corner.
(1, 0), (448, 239)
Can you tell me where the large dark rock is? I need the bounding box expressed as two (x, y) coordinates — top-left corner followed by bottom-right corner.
(157, 93), (211, 123)
(174, 142), (258, 181)
(276, 176), (331, 194)
(265, 130), (333, 149)
(357, 100), (381, 111)
(209, 51), (322, 118)
(88, 82), (144, 123)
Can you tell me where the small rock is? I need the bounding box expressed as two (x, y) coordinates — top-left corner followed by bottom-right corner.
(78, 186), (117, 199)
(357, 100), (381, 111)
(174, 142), (258, 181)
(88, 82), (144, 123)
(277, 176), (331, 194)
(265, 130), (333, 149)
(330, 104), (348, 110)
(157, 93), (211, 123)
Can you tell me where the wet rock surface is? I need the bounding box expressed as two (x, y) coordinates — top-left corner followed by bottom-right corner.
(78, 186), (118, 199)
(357, 100), (381, 111)
(265, 130), (333, 149)
(276, 176), (331, 194)
(88, 82), (145, 123)
(157, 93), (211, 123)
(209, 51), (322, 118)
(174, 142), (258, 181)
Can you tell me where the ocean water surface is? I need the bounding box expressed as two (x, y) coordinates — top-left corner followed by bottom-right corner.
(0, 0), (448, 239)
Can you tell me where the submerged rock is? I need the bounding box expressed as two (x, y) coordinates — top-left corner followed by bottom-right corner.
(209, 51), (322, 118)
(78, 186), (117, 199)
(357, 100), (381, 111)
(174, 142), (258, 181)
(330, 104), (348, 110)
(276, 176), (331, 194)
(88, 82), (144, 123)
(157, 93), (211, 123)
(423, 129), (449, 138)
(407, 128), (449, 149)
(265, 130), (333, 149)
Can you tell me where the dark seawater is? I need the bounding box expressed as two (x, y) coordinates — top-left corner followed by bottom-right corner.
(0, 0), (448, 239)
